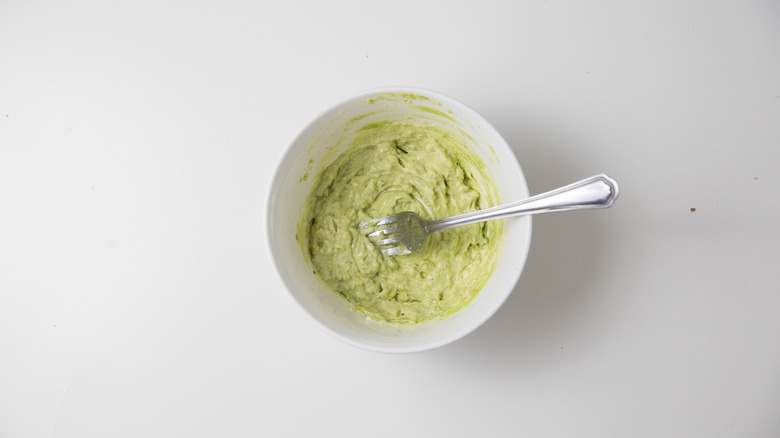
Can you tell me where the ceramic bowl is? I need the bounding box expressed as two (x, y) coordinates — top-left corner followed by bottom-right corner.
(265, 87), (531, 353)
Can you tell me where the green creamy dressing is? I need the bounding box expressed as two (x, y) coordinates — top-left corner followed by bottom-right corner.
(297, 120), (503, 325)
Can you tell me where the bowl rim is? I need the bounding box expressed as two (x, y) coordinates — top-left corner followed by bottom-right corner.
(265, 86), (532, 353)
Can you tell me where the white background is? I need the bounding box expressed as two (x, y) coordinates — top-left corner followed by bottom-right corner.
(2, 0), (779, 437)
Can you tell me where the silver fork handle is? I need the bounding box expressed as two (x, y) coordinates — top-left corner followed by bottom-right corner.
(428, 174), (619, 232)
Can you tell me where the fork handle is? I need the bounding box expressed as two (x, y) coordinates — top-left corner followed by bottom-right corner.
(427, 174), (619, 232)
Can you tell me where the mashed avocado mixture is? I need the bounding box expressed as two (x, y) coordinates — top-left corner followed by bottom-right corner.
(297, 120), (503, 325)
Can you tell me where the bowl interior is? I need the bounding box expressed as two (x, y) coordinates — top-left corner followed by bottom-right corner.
(267, 89), (531, 352)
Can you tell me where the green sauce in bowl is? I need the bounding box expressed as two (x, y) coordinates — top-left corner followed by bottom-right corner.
(297, 120), (504, 325)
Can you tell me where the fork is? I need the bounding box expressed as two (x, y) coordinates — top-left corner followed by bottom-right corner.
(359, 174), (619, 256)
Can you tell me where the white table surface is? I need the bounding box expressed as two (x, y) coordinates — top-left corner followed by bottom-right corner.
(2, 1), (779, 437)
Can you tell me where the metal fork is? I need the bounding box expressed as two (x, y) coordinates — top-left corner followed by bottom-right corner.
(359, 174), (619, 256)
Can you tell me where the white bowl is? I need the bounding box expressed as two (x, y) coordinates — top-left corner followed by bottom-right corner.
(265, 87), (532, 353)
